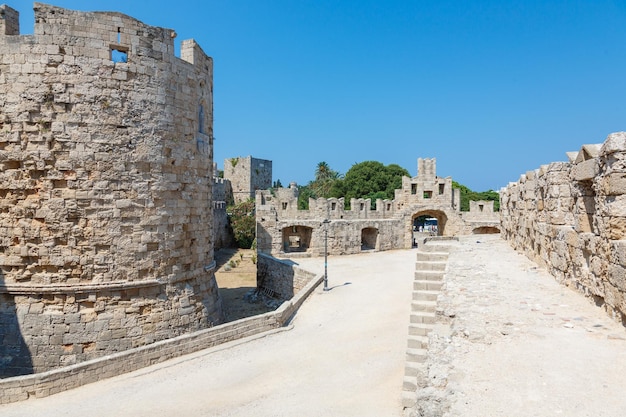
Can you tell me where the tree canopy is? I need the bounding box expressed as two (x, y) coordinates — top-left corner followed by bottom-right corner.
(227, 199), (256, 248)
(452, 181), (500, 211)
(334, 161), (409, 207)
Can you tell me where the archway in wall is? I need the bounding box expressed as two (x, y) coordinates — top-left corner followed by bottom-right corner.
(472, 226), (500, 234)
(281, 226), (313, 252)
(361, 227), (378, 251)
(411, 210), (448, 241)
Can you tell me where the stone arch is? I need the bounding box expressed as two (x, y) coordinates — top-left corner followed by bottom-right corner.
(361, 227), (378, 251)
(411, 210), (448, 237)
(281, 225), (312, 253)
(472, 226), (500, 234)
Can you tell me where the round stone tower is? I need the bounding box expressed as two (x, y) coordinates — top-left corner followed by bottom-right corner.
(0, 3), (222, 376)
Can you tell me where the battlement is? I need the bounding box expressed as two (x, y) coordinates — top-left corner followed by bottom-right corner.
(257, 157), (500, 256)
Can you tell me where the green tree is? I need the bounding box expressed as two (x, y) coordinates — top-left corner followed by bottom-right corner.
(227, 199), (256, 248)
(337, 161), (410, 208)
(297, 184), (314, 210)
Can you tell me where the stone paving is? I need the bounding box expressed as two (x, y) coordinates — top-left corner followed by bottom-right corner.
(410, 235), (626, 417)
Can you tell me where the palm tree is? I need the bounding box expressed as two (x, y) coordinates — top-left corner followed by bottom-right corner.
(312, 161), (341, 198)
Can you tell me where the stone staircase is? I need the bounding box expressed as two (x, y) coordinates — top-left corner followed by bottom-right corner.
(402, 239), (456, 409)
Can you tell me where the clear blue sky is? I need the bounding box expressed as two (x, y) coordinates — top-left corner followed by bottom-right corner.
(12, 0), (626, 191)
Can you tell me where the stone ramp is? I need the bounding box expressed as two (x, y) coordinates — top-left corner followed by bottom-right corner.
(402, 238), (457, 409)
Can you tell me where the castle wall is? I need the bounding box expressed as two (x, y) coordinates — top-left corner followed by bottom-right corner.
(256, 159), (499, 257)
(500, 132), (626, 322)
(0, 3), (222, 376)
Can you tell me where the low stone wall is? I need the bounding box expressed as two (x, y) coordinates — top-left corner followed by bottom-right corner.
(257, 253), (318, 299)
(0, 264), (323, 404)
(500, 132), (626, 323)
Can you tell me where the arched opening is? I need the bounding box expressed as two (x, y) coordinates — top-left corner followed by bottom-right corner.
(281, 225), (312, 252)
(411, 210), (448, 245)
(361, 227), (378, 251)
(472, 226), (500, 234)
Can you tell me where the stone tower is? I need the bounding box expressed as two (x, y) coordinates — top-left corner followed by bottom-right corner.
(0, 3), (222, 376)
(224, 156), (272, 203)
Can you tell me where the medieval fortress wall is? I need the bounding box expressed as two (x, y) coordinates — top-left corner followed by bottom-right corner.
(256, 158), (500, 257)
(501, 132), (626, 322)
(0, 3), (222, 376)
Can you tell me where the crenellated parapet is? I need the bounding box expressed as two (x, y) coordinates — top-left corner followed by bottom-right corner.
(500, 131), (626, 323)
(257, 157), (500, 257)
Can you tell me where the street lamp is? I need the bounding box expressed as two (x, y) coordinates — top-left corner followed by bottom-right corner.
(322, 219), (331, 291)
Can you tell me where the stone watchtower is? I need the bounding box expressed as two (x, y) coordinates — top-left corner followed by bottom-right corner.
(0, 3), (221, 377)
(224, 156), (272, 203)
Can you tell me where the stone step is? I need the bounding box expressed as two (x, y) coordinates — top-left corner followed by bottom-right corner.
(414, 270), (444, 281)
(401, 391), (417, 408)
(408, 323), (434, 336)
(416, 252), (449, 262)
(415, 260), (447, 271)
(410, 311), (436, 324)
(421, 244), (453, 253)
(403, 361), (425, 378)
(402, 375), (418, 391)
(406, 347), (428, 363)
(407, 335), (428, 349)
(411, 300), (437, 312)
(413, 290), (438, 302)
(413, 280), (443, 291)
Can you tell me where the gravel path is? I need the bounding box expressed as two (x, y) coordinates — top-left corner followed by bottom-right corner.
(411, 235), (626, 417)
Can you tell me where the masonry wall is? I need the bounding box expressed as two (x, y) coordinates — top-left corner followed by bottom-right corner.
(224, 156), (272, 203)
(501, 132), (626, 322)
(0, 3), (222, 377)
(256, 253), (317, 299)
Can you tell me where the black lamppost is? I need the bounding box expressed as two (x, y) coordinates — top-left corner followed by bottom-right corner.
(322, 219), (330, 291)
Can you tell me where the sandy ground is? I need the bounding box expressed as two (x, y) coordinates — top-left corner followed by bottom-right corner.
(214, 248), (274, 321)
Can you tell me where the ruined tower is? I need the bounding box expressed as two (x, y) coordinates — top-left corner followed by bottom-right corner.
(0, 3), (222, 376)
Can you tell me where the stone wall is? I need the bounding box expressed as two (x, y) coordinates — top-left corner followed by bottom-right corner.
(0, 3), (222, 377)
(256, 159), (500, 257)
(256, 253), (318, 300)
(500, 132), (626, 322)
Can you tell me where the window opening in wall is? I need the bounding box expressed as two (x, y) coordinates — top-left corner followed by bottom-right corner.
(411, 184), (417, 195)
(117, 27), (121, 43)
(386, 203), (391, 210)
(360, 203), (365, 210)
(439, 183), (445, 194)
(424, 191), (432, 199)
(479, 204), (484, 212)
(331, 202), (336, 210)
(282, 202), (288, 210)
(111, 47), (128, 63)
